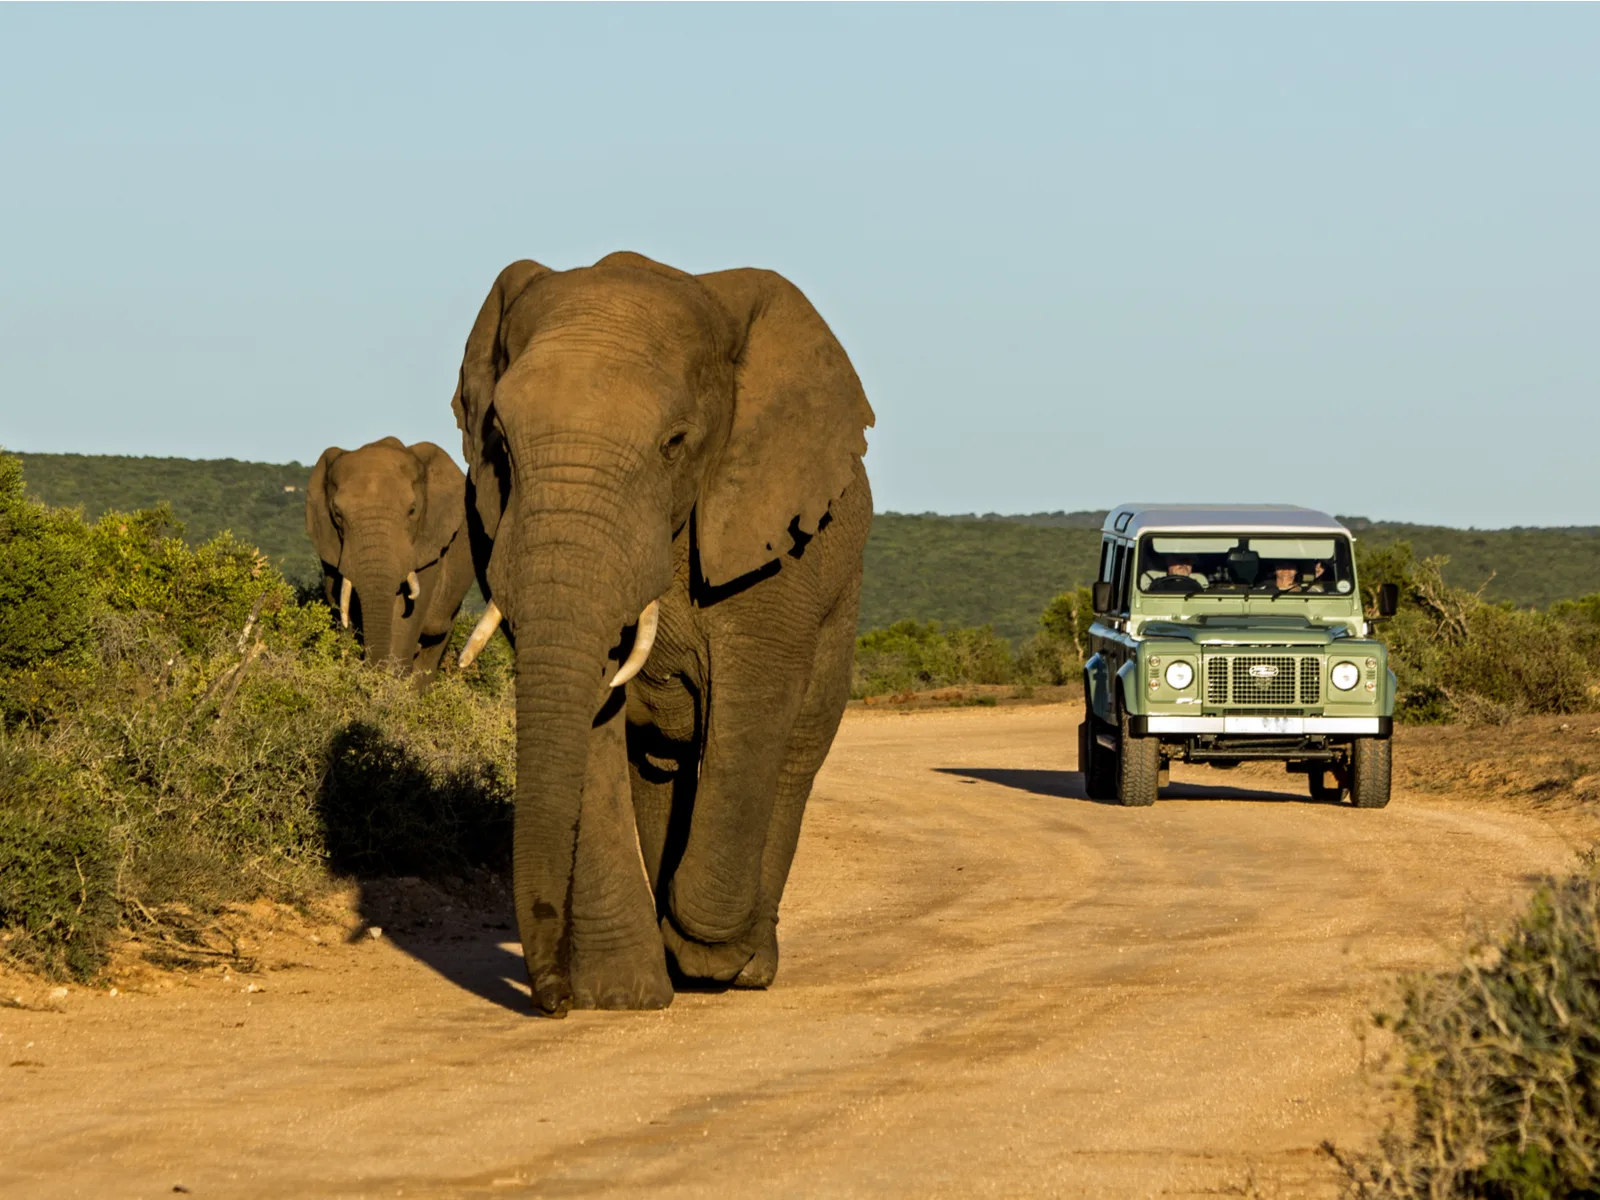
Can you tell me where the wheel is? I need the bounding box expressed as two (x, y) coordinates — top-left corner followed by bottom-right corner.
(1117, 711), (1160, 807)
(1308, 766), (1347, 803)
(1079, 718), (1118, 801)
(1349, 738), (1392, 809)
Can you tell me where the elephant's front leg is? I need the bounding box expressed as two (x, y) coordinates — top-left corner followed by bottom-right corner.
(733, 587), (860, 988)
(659, 621), (814, 983)
(568, 695), (674, 1010)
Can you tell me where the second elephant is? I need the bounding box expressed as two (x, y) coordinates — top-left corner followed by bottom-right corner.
(306, 437), (475, 674)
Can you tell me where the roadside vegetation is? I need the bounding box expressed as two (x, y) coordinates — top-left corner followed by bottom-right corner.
(1329, 856), (1600, 1198)
(0, 450), (513, 981)
(1362, 542), (1600, 724)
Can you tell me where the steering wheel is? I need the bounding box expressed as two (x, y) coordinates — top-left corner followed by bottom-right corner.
(1145, 575), (1203, 595)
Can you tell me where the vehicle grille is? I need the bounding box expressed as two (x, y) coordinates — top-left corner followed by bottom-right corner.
(1300, 658), (1321, 705)
(1206, 658), (1228, 704)
(1203, 655), (1322, 707)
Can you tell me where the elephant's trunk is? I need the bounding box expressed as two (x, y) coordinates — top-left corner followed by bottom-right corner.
(344, 543), (416, 670)
(506, 547), (650, 1015)
(510, 601), (616, 1016)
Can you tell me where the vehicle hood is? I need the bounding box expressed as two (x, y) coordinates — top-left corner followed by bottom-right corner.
(1140, 615), (1354, 647)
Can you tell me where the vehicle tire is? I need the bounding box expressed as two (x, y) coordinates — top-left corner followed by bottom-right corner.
(1079, 718), (1118, 801)
(1308, 766), (1346, 804)
(1349, 738), (1392, 809)
(1117, 711), (1160, 807)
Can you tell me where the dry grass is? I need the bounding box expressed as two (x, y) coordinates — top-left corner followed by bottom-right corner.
(1391, 715), (1600, 809)
(1327, 859), (1600, 1198)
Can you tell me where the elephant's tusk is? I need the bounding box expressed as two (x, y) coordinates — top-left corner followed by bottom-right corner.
(457, 601), (503, 669)
(608, 600), (661, 689)
(405, 571), (421, 600)
(339, 577), (352, 629)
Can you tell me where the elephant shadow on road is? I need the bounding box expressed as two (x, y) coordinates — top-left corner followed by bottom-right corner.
(315, 721), (533, 1014)
(935, 767), (1326, 805)
(350, 876), (533, 1015)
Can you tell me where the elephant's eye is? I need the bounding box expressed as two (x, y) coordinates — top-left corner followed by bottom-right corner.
(660, 430), (689, 462)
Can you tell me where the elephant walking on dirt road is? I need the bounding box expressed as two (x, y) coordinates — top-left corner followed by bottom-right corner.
(306, 438), (476, 676)
(453, 252), (873, 1014)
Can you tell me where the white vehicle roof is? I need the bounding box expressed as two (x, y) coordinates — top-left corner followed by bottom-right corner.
(1102, 504), (1351, 538)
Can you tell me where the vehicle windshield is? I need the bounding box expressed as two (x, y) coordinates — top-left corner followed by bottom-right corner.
(1136, 534), (1355, 597)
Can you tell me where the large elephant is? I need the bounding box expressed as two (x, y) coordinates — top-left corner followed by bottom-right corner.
(452, 252), (873, 1014)
(306, 438), (476, 675)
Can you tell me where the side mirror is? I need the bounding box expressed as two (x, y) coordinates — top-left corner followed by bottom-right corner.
(1376, 582), (1399, 618)
(1092, 580), (1114, 615)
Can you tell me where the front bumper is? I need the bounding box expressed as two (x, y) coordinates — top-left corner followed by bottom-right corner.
(1130, 716), (1392, 736)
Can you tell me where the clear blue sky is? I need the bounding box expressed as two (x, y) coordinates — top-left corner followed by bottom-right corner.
(2, 4), (1596, 526)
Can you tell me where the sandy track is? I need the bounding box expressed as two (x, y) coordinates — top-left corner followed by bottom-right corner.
(0, 705), (1583, 1198)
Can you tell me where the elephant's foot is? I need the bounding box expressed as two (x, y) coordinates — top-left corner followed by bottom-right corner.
(659, 916), (761, 984)
(570, 947), (674, 1011)
(732, 921), (778, 990)
(527, 968), (573, 1019)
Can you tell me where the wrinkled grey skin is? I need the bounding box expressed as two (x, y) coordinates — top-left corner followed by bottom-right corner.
(454, 252), (873, 1014)
(306, 438), (475, 675)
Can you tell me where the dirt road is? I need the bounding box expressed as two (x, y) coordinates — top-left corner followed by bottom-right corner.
(0, 705), (1583, 1198)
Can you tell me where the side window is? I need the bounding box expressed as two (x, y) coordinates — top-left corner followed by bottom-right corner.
(1098, 537), (1114, 582)
(1110, 543), (1129, 612)
(1117, 541), (1134, 611)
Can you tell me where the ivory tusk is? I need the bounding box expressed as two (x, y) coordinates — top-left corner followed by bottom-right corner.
(339, 578), (352, 629)
(457, 601), (503, 669)
(405, 571), (421, 600)
(608, 600), (661, 689)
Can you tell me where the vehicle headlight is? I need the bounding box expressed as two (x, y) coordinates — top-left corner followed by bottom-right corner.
(1331, 661), (1360, 691)
(1164, 661), (1194, 690)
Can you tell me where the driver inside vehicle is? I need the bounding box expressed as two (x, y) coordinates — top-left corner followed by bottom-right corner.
(1141, 553), (1209, 591)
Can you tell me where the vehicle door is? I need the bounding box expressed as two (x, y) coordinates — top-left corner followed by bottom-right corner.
(1087, 536), (1135, 721)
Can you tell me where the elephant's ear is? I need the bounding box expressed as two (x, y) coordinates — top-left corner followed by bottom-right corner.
(453, 259), (552, 537)
(693, 268), (874, 588)
(409, 442), (467, 567)
(305, 447), (346, 570)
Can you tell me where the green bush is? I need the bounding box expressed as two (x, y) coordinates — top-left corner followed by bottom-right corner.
(1333, 860), (1600, 1198)
(0, 453), (98, 673)
(1361, 542), (1600, 723)
(0, 449), (515, 980)
(1015, 586), (1093, 686)
(852, 620), (1016, 697)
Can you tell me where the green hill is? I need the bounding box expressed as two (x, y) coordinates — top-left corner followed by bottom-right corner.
(13, 452), (1600, 643)
(17, 452), (320, 584)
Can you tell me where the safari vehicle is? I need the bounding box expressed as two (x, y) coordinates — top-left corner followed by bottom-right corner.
(1079, 505), (1399, 808)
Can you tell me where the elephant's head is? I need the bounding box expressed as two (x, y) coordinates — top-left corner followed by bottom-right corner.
(452, 252), (872, 1013)
(306, 438), (467, 669)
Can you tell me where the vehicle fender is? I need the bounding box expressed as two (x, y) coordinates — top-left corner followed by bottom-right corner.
(1117, 658), (1143, 717)
(1084, 653), (1113, 723)
(1384, 667), (1398, 716)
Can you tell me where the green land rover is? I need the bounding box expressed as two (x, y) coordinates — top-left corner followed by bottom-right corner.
(1079, 505), (1399, 809)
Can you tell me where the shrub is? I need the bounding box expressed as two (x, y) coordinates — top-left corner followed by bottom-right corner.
(1361, 542), (1600, 724)
(852, 620), (1015, 697)
(0, 449), (514, 980)
(1015, 586), (1093, 685)
(0, 452), (98, 673)
(1332, 860), (1600, 1197)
